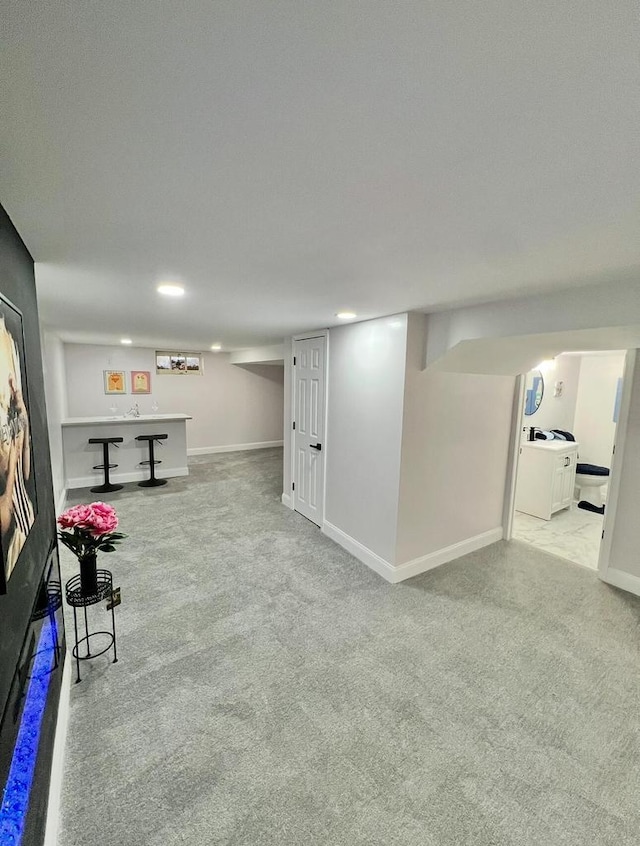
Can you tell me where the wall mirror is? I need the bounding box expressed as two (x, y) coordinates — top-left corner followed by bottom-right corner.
(524, 369), (544, 415)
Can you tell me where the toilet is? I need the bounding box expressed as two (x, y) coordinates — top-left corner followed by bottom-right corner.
(575, 463), (610, 511)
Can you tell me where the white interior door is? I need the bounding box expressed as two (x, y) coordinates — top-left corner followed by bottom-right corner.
(293, 336), (326, 526)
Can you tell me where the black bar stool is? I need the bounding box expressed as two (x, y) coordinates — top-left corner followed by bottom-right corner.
(136, 434), (168, 487)
(88, 437), (124, 493)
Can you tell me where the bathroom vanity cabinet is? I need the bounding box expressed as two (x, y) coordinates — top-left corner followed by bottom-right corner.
(515, 441), (579, 520)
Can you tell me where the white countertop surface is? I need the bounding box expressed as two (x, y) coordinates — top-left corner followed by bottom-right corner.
(521, 439), (579, 451)
(61, 413), (192, 427)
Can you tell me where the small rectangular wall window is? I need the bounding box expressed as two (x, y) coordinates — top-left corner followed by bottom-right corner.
(155, 351), (203, 375)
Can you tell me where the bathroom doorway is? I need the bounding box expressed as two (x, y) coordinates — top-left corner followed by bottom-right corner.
(506, 350), (629, 571)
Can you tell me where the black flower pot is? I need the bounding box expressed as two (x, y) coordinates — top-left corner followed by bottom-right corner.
(79, 552), (98, 597)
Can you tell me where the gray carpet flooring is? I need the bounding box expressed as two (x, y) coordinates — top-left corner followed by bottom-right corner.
(58, 448), (640, 845)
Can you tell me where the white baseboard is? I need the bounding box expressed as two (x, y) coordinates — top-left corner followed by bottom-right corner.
(323, 521), (503, 584)
(44, 655), (71, 846)
(600, 567), (640, 597)
(187, 440), (283, 456)
(65, 466), (189, 490)
(393, 527), (504, 581)
(322, 521), (398, 582)
(281, 493), (292, 509)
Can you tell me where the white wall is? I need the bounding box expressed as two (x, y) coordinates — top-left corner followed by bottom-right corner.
(573, 352), (626, 467)
(324, 315), (408, 564)
(396, 314), (515, 564)
(40, 331), (67, 510)
(63, 344), (284, 452)
(288, 313), (515, 577)
(522, 354), (582, 433)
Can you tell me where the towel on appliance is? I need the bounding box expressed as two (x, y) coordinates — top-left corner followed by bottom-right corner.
(534, 430), (555, 440)
(551, 429), (576, 441)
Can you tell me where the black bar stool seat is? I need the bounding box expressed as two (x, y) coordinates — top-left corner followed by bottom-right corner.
(88, 437), (124, 493)
(136, 433), (168, 487)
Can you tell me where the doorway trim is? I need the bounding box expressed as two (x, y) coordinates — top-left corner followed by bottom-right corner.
(503, 350), (634, 580)
(289, 329), (329, 526)
(598, 349), (636, 582)
(503, 374), (526, 541)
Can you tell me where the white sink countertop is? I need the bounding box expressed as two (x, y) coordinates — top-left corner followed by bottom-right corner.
(521, 439), (579, 451)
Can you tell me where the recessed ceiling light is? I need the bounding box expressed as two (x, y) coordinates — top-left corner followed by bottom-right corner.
(157, 283), (185, 297)
(336, 311), (357, 320)
(210, 343), (222, 351)
(121, 338), (132, 345)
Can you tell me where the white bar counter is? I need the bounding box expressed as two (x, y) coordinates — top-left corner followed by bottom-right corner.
(62, 414), (192, 490)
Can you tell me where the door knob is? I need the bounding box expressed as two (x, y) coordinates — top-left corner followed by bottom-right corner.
(309, 443), (322, 451)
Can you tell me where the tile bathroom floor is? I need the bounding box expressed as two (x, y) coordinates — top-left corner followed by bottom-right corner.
(512, 502), (603, 570)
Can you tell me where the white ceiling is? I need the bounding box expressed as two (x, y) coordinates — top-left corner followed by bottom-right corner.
(2, 1), (639, 350)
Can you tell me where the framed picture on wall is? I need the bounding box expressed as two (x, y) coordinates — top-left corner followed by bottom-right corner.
(0, 292), (37, 594)
(104, 370), (126, 394)
(156, 351), (202, 375)
(131, 370), (151, 394)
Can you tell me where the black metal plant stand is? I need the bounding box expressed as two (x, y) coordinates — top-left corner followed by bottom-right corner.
(31, 580), (63, 675)
(65, 569), (118, 683)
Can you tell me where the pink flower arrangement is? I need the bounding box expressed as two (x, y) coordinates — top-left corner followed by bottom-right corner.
(57, 501), (126, 560)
